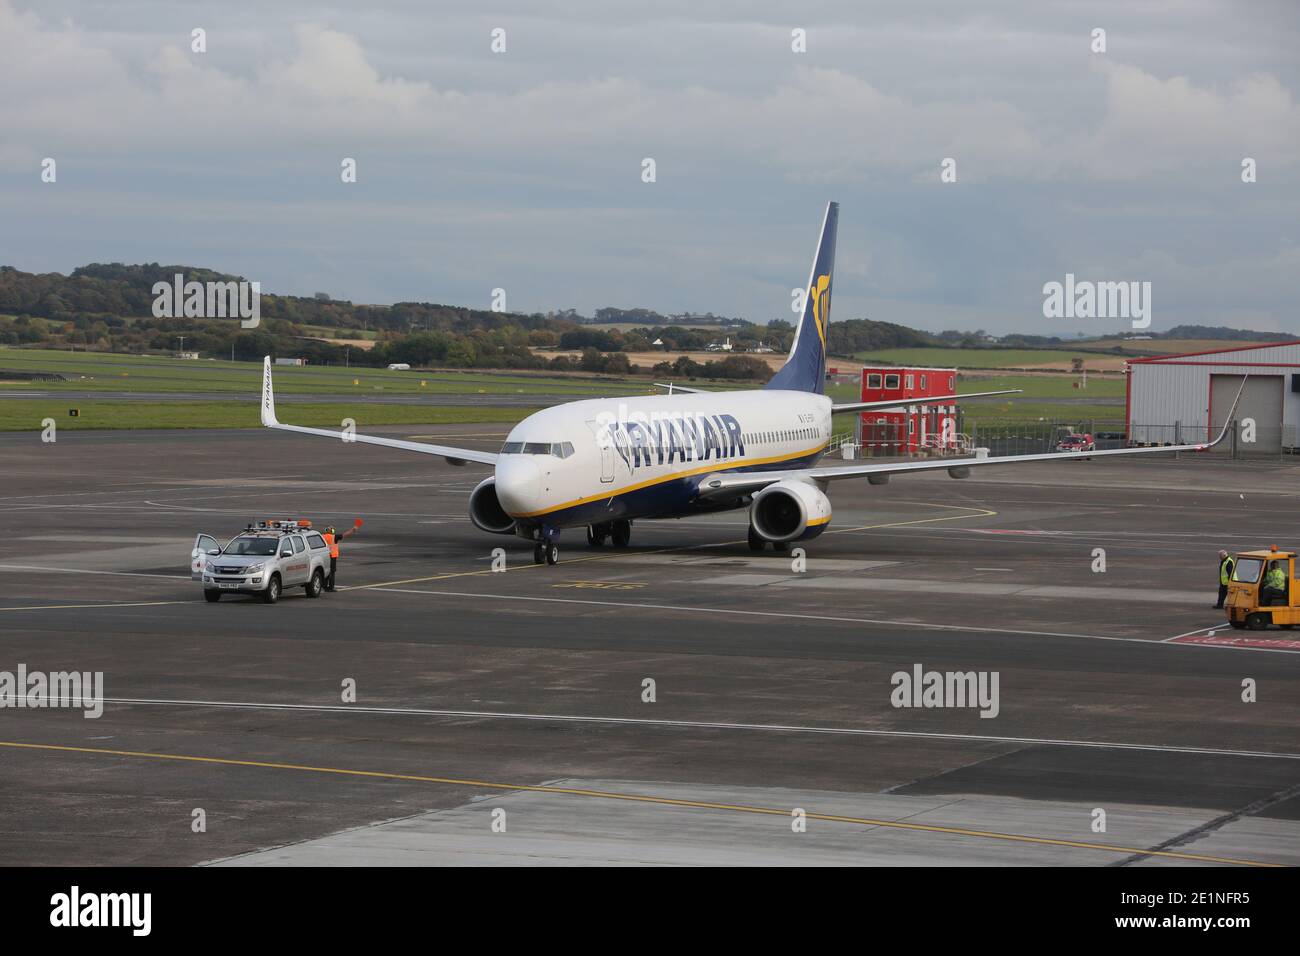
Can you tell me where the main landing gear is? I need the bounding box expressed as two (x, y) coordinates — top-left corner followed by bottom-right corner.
(586, 520), (631, 549)
(747, 526), (789, 552)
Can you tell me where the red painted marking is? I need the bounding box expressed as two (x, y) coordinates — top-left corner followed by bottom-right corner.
(1172, 634), (1300, 651)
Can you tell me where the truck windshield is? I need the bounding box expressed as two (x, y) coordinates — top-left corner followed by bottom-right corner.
(1232, 558), (1264, 584)
(224, 537), (279, 556)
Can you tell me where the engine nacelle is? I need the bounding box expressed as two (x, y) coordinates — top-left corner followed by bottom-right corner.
(750, 480), (831, 543)
(468, 476), (517, 535)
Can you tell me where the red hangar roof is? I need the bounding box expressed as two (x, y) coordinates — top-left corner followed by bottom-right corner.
(1127, 340), (1300, 364)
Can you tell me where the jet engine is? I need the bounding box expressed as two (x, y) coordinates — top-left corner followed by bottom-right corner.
(749, 479), (832, 543)
(468, 476), (517, 535)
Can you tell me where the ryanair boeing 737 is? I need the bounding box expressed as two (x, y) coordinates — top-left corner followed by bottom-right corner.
(260, 202), (1240, 565)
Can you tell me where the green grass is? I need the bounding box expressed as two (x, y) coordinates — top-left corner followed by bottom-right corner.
(954, 372), (1124, 400)
(962, 402), (1121, 423)
(851, 347), (1105, 369)
(0, 400), (534, 432)
(0, 348), (651, 397)
(828, 374), (1120, 403)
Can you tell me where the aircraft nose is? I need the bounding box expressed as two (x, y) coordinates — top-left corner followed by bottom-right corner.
(495, 456), (542, 516)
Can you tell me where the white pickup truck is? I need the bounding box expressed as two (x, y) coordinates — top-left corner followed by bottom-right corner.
(192, 520), (332, 603)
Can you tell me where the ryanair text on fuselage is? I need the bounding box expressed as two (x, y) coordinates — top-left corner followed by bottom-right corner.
(597, 409), (745, 471)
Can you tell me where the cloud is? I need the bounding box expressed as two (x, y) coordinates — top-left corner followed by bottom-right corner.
(0, 0), (1296, 332)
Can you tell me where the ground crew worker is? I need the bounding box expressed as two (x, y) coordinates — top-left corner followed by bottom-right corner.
(1215, 549), (1234, 608)
(1261, 560), (1288, 606)
(323, 521), (360, 592)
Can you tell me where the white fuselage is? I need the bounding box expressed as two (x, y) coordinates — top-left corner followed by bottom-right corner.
(493, 389), (833, 529)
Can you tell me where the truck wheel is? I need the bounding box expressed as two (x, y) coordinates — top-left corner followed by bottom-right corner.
(263, 574), (281, 604)
(204, 589), (221, 603)
(1246, 612), (1268, 631)
(305, 569), (324, 598)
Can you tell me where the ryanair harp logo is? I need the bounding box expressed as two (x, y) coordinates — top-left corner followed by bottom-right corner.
(808, 273), (831, 347)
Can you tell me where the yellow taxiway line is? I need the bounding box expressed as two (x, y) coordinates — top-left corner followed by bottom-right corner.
(0, 739), (1276, 867)
(345, 501), (996, 591)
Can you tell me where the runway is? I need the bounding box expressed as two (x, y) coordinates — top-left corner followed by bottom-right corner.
(0, 426), (1297, 865)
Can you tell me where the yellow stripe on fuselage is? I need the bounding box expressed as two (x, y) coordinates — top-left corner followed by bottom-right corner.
(511, 442), (829, 519)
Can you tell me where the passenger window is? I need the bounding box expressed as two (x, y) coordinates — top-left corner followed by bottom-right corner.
(948, 375), (955, 389)
(292, 536), (305, 554)
(308, 534), (326, 549)
(867, 374), (882, 388)
(279, 540), (293, 557)
(920, 375), (928, 389)
(885, 374), (900, 389)
(905, 375), (913, 389)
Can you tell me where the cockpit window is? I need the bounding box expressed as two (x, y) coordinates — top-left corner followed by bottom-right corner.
(500, 440), (574, 458)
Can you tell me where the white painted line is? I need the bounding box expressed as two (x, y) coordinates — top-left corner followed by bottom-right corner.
(360, 586), (1300, 654)
(1165, 625), (1224, 642)
(99, 697), (1300, 762)
(973, 567), (1013, 572)
(0, 564), (186, 579)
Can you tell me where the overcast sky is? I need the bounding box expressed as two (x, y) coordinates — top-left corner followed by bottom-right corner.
(1, 1), (1297, 334)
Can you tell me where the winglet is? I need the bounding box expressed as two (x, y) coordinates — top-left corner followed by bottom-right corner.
(261, 355), (279, 427)
(1203, 374), (1250, 449)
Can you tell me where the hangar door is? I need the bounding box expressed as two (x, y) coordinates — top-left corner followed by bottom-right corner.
(1210, 374), (1283, 456)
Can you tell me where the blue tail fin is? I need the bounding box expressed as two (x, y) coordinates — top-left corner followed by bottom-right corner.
(766, 201), (838, 394)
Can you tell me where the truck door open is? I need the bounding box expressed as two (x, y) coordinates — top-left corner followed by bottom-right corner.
(191, 533), (219, 580)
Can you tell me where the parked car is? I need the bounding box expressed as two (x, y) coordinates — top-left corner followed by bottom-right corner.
(1056, 433), (1095, 453)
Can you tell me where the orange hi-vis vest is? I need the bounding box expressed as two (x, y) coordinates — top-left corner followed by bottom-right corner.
(324, 533), (338, 558)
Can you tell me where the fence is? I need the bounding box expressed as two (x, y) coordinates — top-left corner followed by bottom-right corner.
(848, 418), (1300, 462)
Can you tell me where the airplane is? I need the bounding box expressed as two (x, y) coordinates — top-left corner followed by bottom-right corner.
(260, 201), (1242, 566)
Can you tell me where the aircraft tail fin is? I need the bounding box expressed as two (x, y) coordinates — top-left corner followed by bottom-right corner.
(766, 201), (838, 395)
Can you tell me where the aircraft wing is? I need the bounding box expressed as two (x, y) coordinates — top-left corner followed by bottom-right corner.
(695, 439), (1214, 498)
(830, 389), (1020, 413)
(697, 376), (1247, 500)
(259, 356), (498, 466)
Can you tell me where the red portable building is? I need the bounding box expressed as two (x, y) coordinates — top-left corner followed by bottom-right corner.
(858, 366), (960, 455)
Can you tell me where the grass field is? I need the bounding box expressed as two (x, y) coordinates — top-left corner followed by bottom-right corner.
(850, 347), (1112, 369)
(0, 347), (1123, 432)
(1085, 337), (1285, 354)
(0, 348), (652, 397)
(0, 399), (534, 432)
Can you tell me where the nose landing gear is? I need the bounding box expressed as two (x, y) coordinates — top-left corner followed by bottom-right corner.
(533, 525), (561, 565)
